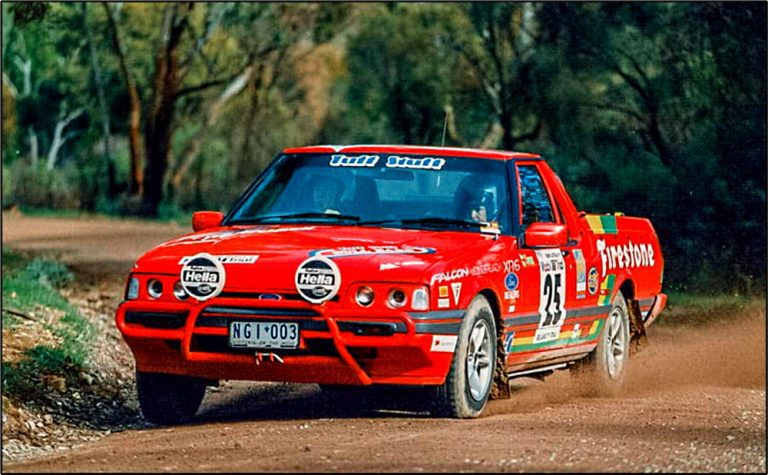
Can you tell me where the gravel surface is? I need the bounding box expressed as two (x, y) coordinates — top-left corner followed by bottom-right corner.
(2, 213), (765, 472)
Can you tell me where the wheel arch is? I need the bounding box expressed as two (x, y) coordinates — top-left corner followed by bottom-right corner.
(477, 288), (510, 399)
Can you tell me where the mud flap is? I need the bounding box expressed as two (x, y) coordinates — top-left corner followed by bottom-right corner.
(491, 333), (511, 399)
(627, 298), (648, 353)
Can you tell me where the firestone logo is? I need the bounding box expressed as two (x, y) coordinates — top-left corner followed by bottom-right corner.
(596, 239), (655, 276)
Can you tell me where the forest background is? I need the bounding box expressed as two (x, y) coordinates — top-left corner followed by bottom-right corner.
(1, 2), (765, 294)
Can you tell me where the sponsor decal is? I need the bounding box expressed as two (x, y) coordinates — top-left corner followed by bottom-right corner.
(438, 286), (449, 298)
(596, 239), (655, 277)
(588, 267), (599, 295)
(379, 261), (424, 271)
(432, 261), (505, 285)
(504, 290), (520, 301)
(598, 274), (616, 306)
(437, 298), (450, 309)
(585, 214), (619, 235)
(295, 256), (341, 304)
(430, 335), (458, 353)
(504, 332), (516, 354)
(431, 267), (469, 284)
(451, 282), (462, 305)
(329, 154), (379, 167)
(171, 226), (316, 245)
(178, 254), (258, 265)
(386, 155), (445, 170)
(470, 262), (503, 276)
(504, 273), (519, 291)
(311, 245), (435, 259)
(521, 254), (536, 267)
(503, 259), (521, 272)
(573, 249), (586, 299)
(534, 249), (567, 343)
(180, 253), (226, 301)
(507, 304), (516, 313)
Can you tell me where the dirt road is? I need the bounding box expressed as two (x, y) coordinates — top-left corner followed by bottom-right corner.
(2, 214), (765, 472)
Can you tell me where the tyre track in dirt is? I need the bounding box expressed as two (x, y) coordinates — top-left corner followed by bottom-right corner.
(2, 213), (765, 472)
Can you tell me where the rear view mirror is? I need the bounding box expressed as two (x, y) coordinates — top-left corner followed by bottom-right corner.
(524, 222), (568, 248)
(192, 211), (224, 232)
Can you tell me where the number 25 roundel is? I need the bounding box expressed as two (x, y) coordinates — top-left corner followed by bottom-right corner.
(534, 249), (566, 344)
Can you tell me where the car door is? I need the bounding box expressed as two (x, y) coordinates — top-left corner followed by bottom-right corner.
(510, 162), (575, 359)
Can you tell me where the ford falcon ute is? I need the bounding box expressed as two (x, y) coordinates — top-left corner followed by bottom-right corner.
(116, 145), (667, 423)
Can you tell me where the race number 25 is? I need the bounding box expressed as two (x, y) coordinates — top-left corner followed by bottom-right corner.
(535, 249), (567, 343)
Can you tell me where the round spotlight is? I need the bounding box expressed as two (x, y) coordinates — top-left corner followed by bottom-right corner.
(388, 288), (407, 308)
(355, 286), (375, 307)
(147, 279), (163, 299)
(173, 280), (188, 300)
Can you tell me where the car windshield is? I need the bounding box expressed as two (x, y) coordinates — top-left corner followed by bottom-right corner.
(227, 153), (511, 233)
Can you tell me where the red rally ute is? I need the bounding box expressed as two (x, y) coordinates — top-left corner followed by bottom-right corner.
(116, 145), (666, 423)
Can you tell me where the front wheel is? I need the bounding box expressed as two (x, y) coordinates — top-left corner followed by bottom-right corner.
(575, 292), (631, 396)
(432, 295), (497, 418)
(136, 371), (207, 425)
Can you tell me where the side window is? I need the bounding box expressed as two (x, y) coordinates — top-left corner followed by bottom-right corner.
(518, 165), (556, 226)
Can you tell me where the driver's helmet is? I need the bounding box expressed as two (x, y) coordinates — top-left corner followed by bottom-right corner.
(455, 173), (501, 223)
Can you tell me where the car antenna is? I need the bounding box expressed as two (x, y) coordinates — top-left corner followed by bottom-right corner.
(441, 109), (448, 147)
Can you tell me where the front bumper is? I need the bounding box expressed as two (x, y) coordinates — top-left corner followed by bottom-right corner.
(116, 295), (462, 386)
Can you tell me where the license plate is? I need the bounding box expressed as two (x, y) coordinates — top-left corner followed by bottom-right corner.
(228, 321), (300, 349)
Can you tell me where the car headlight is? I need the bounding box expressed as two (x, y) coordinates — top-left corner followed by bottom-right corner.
(147, 279), (163, 299)
(388, 288), (407, 308)
(126, 277), (139, 300)
(355, 286), (375, 307)
(173, 280), (189, 300)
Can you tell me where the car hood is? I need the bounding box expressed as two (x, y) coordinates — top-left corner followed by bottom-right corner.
(133, 224), (497, 291)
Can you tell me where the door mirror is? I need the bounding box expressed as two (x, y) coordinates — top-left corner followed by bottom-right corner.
(524, 222), (568, 248)
(192, 211), (224, 232)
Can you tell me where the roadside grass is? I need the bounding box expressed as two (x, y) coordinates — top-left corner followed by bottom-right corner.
(2, 248), (94, 400)
(660, 290), (765, 327)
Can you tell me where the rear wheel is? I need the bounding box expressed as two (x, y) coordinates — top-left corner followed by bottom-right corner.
(136, 371), (207, 425)
(432, 295), (497, 418)
(575, 292), (630, 396)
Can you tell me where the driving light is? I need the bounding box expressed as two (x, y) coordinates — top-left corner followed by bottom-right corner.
(388, 288), (407, 308)
(147, 279), (163, 299)
(411, 288), (429, 311)
(173, 280), (189, 300)
(356, 286), (375, 307)
(126, 277), (139, 300)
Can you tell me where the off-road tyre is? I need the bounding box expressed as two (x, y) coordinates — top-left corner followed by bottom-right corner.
(432, 295), (497, 418)
(574, 292), (631, 396)
(136, 371), (207, 425)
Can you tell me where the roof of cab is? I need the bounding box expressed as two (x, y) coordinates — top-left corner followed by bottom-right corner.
(282, 144), (541, 161)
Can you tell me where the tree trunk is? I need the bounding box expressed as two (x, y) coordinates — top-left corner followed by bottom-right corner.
(168, 65), (253, 198)
(103, 2), (144, 196)
(83, 3), (116, 198)
(140, 3), (193, 217)
(46, 107), (83, 170)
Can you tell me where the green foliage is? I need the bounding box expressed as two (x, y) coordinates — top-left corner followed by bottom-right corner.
(2, 249), (93, 400)
(2, 2), (765, 293)
(21, 257), (74, 289)
(7, 161), (81, 209)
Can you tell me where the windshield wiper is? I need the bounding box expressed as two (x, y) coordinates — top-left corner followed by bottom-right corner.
(360, 217), (486, 229)
(230, 212), (361, 224)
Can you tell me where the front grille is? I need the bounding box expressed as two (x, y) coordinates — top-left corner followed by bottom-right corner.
(217, 292), (339, 302)
(190, 335), (337, 356)
(195, 306), (327, 330)
(125, 311), (188, 329)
